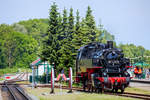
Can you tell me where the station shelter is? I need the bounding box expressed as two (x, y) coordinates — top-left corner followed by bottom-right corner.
(30, 58), (52, 83)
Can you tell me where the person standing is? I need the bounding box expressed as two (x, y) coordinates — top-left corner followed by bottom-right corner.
(149, 68), (150, 80)
(138, 67), (142, 79)
(134, 66), (138, 78)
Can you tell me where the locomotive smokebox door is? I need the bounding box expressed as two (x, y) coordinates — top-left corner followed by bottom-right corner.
(107, 41), (113, 48)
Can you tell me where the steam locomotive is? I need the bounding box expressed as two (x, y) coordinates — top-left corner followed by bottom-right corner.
(75, 41), (131, 93)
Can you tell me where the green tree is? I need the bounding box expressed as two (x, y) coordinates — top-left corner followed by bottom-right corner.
(0, 24), (38, 68)
(68, 7), (74, 41)
(15, 19), (49, 47)
(57, 14), (63, 41)
(85, 6), (96, 41)
(41, 2), (59, 66)
(58, 8), (73, 70)
(72, 10), (81, 51)
(72, 11), (91, 56)
(12, 23), (27, 34)
(62, 8), (68, 39)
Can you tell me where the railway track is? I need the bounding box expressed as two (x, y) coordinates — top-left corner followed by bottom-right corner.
(3, 72), (150, 100)
(118, 92), (150, 100)
(2, 84), (31, 100)
(1, 73), (31, 100)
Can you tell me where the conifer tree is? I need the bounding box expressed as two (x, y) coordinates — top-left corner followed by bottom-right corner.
(68, 7), (74, 41)
(80, 18), (91, 45)
(85, 6), (96, 41)
(72, 17), (90, 54)
(58, 8), (75, 71)
(41, 2), (59, 66)
(57, 14), (63, 41)
(62, 8), (68, 39)
(72, 10), (81, 55)
(58, 8), (69, 70)
(75, 10), (80, 33)
(68, 7), (75, 56)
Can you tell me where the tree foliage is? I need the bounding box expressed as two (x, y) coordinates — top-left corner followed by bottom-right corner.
(1, 3), (150, 72)
(0, 24), (38, 69)
(41, 2), (59, 66)
(119, 43), (150, 65)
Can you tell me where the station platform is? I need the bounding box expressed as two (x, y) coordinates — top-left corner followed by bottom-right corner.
(131, 78), (150, 84)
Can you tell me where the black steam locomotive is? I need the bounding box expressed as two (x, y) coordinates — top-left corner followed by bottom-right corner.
(75, 41), (131, 93)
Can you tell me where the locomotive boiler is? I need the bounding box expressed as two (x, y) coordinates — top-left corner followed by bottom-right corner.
(75, 41), (131, 93)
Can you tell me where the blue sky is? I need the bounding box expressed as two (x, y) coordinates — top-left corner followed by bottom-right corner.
(0, 0), (150, 50)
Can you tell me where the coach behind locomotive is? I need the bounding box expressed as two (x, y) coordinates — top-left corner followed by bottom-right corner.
(76, 41), (130, 93)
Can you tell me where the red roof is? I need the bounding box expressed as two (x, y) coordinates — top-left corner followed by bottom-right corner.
(31, 58), (41, 66)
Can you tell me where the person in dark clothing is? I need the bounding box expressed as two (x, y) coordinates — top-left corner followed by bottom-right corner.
(61, 68), (64, 74)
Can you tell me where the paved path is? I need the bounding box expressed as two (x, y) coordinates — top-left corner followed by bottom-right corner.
(130, 81), (150, 91)
(131, 79), (150, 84)
(0, 86), (2, 100)
(132, 78), (150, 82)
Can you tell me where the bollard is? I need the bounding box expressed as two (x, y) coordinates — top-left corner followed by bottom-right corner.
(68, 67), (73, 93)
(50, 67), (55, 94)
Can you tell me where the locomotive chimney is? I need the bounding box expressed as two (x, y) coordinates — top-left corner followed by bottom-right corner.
(107, 41), (113, 48)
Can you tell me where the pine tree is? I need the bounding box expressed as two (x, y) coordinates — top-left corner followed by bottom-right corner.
(80, 18), (91, 45)
(57, 8), (68, 54)
(72, 10), (91, 55)
(57, 14), (63, 41)
(85, 6), (96, 41)
(58, 8), (75, 71)
(62, 8), (68, 39)
(68, 7), (75, 56)
(72, 10), (81, 55)
(72, 15), (90, 54)
(75, 10), (80, 33)
(68, 7), (74, 41)
(41, 2), (59, 66)
(58, 8), (68, 70)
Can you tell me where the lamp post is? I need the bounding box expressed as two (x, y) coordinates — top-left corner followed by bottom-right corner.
(141, 49), (145, 68)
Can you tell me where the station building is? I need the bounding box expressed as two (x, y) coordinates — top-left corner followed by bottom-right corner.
(30, 58), (53, 83)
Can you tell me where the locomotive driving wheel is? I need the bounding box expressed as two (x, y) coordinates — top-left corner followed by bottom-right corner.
(87, 80), (93, 92)
(83, 77), (88, 91)
(115, 88), (118, 93)
(83, 80), (87, 91)
(112, 87), (118, 93)
(121, 85), (125, 93)
(97, 87), (102, 93)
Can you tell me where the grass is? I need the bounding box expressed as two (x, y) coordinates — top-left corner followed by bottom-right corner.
(16, 81), (30, 84)
(38, 94), (136, 100)
(0, 67), (18, 76)
(0, 77), (4, 81)
(25, 87), (137, 100)
(125, 87), (150, 94)
(0, 67), (32, 76)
